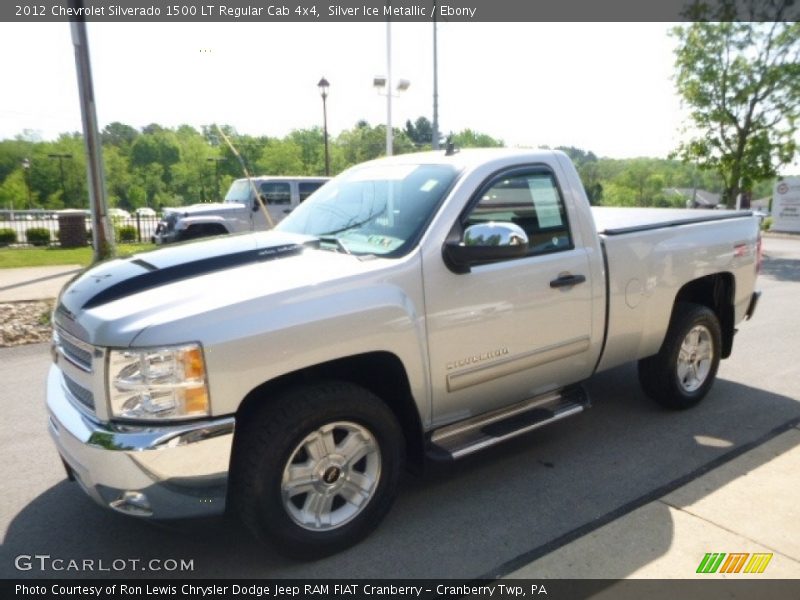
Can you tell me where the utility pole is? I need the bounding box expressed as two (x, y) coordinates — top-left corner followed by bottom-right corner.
(386, 20), (393, 156)
(432, 3), (440, 150)
(318, 77), (330, 176)
(70, 0), (114, 262)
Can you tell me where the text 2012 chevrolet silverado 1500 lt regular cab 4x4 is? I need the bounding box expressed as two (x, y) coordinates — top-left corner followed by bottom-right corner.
(47, 149), (761, 557)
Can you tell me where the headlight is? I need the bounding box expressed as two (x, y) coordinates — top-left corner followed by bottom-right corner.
(108, 344), (210, 420)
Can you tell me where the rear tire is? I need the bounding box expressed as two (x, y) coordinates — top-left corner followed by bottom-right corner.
(231, 381), (404, 559)
(638, 303), (722, 410)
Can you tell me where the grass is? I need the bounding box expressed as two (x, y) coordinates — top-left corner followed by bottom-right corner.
(0, 244), (155, 269)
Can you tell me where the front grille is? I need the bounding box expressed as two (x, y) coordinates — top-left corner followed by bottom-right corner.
(59, 335), (93, 371)
(56, 328), (92, 373)
(64, 374), (95, 411)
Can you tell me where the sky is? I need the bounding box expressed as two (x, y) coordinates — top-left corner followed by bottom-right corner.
(1, 22), (697, 159)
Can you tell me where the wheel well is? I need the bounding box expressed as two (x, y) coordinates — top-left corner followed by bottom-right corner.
(673, 273), (735, 358)
(235, 352), (425, 468)
(181, 222), (228, 240)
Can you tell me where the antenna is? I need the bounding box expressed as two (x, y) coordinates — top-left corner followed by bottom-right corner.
(445, 135), (458, 156)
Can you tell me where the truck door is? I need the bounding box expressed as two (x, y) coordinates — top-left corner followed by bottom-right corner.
(254, 181), (292, 229)
(298, 180), (326, 204)
(423, 166), (596, 425)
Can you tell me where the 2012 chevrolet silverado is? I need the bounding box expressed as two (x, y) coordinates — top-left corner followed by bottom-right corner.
(47, 148), (761, 557)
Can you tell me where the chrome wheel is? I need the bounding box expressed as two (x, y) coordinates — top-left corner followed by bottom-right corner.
(677, 325), (713, 393)
(281, 421), (381, 531)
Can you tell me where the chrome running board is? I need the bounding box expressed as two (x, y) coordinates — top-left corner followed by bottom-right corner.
(426, 386), (589, 461)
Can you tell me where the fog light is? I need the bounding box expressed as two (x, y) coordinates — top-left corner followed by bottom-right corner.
(109, 491), (153, 517)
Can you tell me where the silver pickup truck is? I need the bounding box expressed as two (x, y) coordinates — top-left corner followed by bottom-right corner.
(47, 148), (761, 557)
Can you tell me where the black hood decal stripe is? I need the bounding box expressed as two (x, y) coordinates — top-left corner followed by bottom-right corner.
(82, 243), (306, 309)
(131, 258), (158, 271)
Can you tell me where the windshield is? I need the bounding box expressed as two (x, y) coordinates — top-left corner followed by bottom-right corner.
(224, 180), (251, 203)
(276, 163), (458, 256)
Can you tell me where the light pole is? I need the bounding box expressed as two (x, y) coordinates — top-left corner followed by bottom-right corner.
(432, 8), (440, 150)
(21, 158), (32, 209)
(48, 153), (73, 206)
(373, 74), (410, 157)
(318, 77), (330, 176)
(373, 20), (412, 157)
(207, 157), (224, 200)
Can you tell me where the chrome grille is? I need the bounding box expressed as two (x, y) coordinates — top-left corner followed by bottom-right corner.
(64, 374), (95, 411)
(55, 328), (93, 372)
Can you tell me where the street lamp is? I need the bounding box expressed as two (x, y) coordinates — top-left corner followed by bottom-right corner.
(207, 157), (224, 201)
(318, 77), (330, 176)
(48, 153), (73, 206)
(21, 158), (32, 209)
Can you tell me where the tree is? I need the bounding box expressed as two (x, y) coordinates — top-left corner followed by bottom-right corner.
(101, 122), (139, 149)
(556, 147), (603, 204)
(0, 170), (28, 210)
(450, 129), (503, 148)
(256, 139), (304, 175)
(672, 12), (800, 207)
(335, 121), (415, 165)
(405, 117), (433, 147)
(288, 128), (325, 174)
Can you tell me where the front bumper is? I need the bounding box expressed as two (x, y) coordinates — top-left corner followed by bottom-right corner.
(152, 230), (179, 245)
(46, 365), (235, 519)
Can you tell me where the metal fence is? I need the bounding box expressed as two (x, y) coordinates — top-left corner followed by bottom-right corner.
(0, 210), (160, 246)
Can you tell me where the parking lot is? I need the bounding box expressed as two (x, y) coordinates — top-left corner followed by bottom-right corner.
(1, 236), (798, 579)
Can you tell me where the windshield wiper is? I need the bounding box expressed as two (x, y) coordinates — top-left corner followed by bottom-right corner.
(317, 235), (351, 255)
(316, 205), (388, 237)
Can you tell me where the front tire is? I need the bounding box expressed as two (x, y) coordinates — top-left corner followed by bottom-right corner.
(231, 382), (404, 558)
(638, 303), (722, 410)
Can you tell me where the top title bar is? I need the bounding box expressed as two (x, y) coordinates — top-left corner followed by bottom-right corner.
(4, 0), (800, 22)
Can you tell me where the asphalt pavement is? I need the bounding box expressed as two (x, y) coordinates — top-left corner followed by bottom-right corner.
(1, 237), (798, 581)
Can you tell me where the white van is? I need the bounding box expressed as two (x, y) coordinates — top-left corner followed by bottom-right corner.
(153, 176), (329, 244)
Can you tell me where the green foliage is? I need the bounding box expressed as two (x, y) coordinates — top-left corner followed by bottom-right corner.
(101, 122), (139, 148)
(557, 147), (603, 204)
(761, 217), (773, 231)
(672, 16), (800, 206)
(115, 225), (137, 243)
(0, 169), (29, 210)
(25, 227), (52, 246)
(0, 228), (17, 246)
(450, 129), (503, 148)
(405, 117), (434, 147)
(0, 244), (155, 268)
(1, 113), (790, 218)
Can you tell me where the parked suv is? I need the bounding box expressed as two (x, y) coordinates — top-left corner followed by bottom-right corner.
(153, 176), (329, 243)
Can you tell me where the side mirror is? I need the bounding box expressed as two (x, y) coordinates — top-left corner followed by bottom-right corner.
(252, 196), (263, 211)
(443, 222), (529, 273)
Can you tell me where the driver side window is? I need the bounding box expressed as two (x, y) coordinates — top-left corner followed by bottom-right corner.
(465, 170), (572, 255)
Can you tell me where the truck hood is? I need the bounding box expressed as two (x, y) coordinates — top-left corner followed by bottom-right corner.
(55, 231), (324, 343)
(163, 202), (244, 217)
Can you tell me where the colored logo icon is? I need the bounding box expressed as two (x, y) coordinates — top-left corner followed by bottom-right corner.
(696, 552), (773, 574)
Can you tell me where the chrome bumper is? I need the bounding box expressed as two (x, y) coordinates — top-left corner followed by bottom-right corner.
(46, 365), (235, 519)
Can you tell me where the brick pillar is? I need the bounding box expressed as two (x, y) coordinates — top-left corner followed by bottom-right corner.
(58, 210), (88, 248)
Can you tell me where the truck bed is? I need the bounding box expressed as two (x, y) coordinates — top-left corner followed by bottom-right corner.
(591, 206), (752, 236)
(592, 206), (759, 375)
